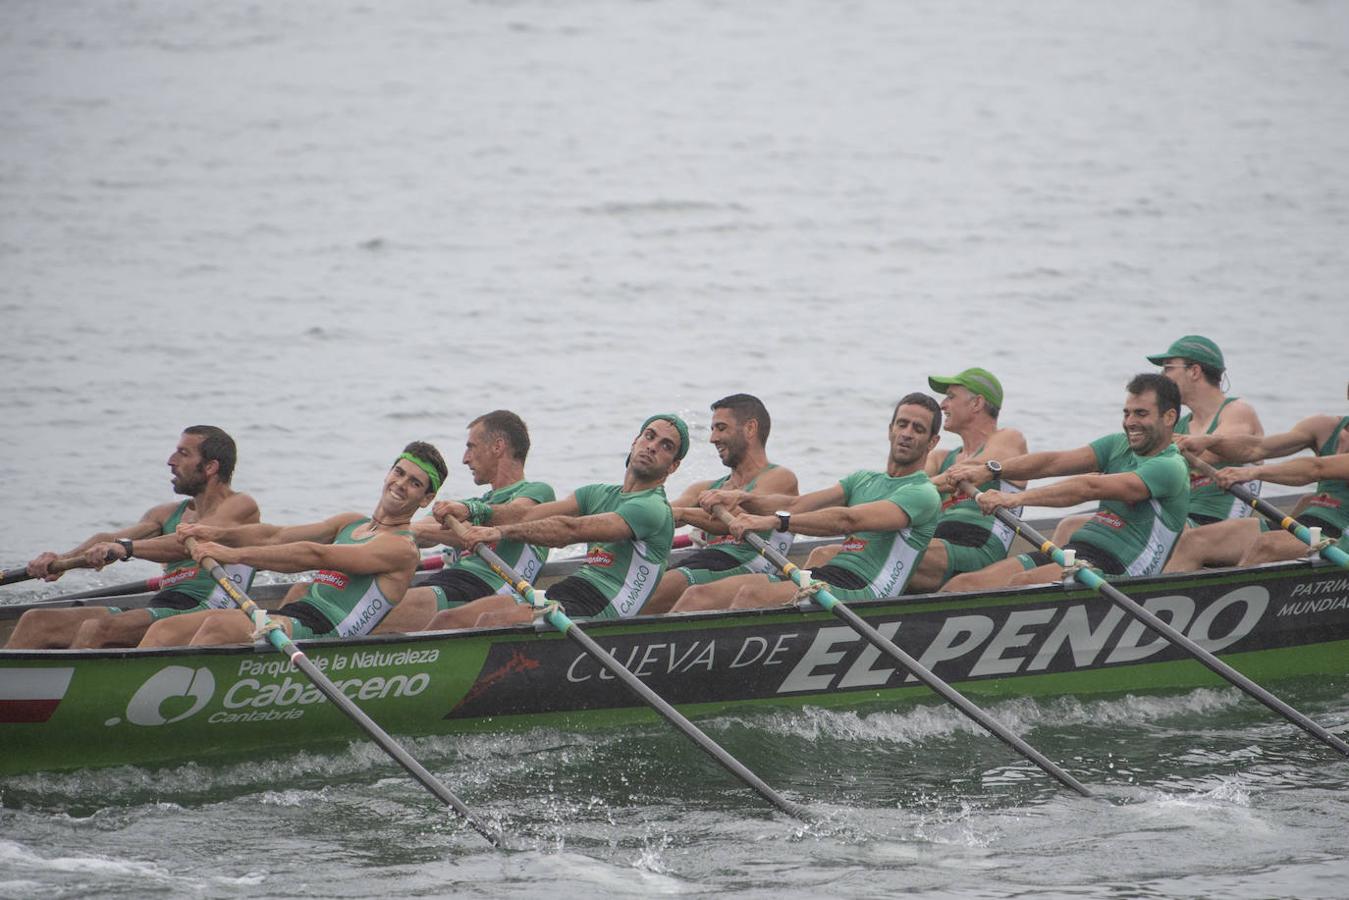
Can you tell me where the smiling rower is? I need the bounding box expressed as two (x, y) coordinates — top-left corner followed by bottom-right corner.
(138, 442), (447, 648)
(942, 373), (1190, 590)
(425, 414), (685, 628)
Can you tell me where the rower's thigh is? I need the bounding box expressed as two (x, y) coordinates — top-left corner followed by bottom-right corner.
(1240, 530), (1309, 565)
(6, 607), (110, 649)
(71, 609), (153, 649)
(374, 587), (437, 633)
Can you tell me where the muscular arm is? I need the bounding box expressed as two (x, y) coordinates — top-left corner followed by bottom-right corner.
(732, 497), (910, 539)
(195, 531), (418, 577)
(496, 511), (633, 547)
(1223, 453), (1349, 488)
(415, 496), (544, 548)
(99, 493), (261, 564)
(704, 483), (846, 517)
(980, 472), (1149, 512)
(482, 495), (581, 526)
(947, 445), (1096, 488)
(1183, 415), (1333, 462)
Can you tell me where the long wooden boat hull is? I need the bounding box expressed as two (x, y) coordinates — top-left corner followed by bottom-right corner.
(2, 559), (1347, 775)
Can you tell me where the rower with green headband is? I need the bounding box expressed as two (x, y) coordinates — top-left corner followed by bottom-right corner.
(425, 414), (686, 628)
(140, 441), (449, 648)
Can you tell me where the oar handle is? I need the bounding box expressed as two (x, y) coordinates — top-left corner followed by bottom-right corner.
(955, 481), (1349, 759)
(1, 554), (99, 587)
(181, 537), (503, 847)
(713, 505), (1093, 797)
(439, 513), (814, 821)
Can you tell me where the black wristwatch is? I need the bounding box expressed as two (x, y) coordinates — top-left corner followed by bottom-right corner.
(116, 538), (135, 560)
(984, 460), (1002, 478)
(775, 511), (791, 533)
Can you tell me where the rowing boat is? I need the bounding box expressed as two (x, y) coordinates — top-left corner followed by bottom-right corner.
(2, 517), (1346, 775)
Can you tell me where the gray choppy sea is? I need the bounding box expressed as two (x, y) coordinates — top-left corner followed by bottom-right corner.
(2, 0), (1348, 896)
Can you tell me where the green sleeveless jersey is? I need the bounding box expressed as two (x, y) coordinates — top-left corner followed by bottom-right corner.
(156, 500), (256, 606)
(1075, 434), (1190, 576)
(829, 470), (941, 598)
(936, 447), (1022, 551)
(444, 479), (556, 592)
(298, 519), (409, 637)
(1305, 416), (1349, 532)
(570, 483), (674, 618)
(1175, 397), (1259, 521)
(692, 466), (793, 572)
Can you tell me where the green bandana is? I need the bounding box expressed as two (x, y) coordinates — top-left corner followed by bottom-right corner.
(398, 452), (443, 493)
(640, 414), (690, 461)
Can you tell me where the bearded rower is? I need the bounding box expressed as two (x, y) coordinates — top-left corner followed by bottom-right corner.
(643, 394), (799, 614)
(673, 393), (943, 611)
(5, 426), (260, 649)
(138, 442), (447, 647)
(943, 373), (1190, 589)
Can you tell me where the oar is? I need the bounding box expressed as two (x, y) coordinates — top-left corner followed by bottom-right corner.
(1181, 450), (1349, 570)
(183, 537), (503, 847)
(957, 481), (1349, 758)
(0, 556), (91, 587)
(440, 517), (813, 822)
(711, 507), (1093, 797)
(41, 553), (450, 604)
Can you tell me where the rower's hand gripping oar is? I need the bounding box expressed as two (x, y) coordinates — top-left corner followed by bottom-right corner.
(35, 553), (450, 605)
(959, 481), (1349, 758)
(441, 516), (814, 823)
(182, 537), (505, 847)
(711, 506), (1093, 797)
(2, 555), (96, 587)
(1181, 450), (1349, 571)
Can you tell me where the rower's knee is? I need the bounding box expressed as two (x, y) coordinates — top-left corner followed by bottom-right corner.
(672, 583), (720, 612)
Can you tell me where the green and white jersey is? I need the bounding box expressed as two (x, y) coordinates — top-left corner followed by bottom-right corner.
(830, 470), (941, 599)
(571, 483), (675, 618)
(692, 467), (793, 574)
(299, 519), (407, 637)
(1305, 416), (1349, 533)
(936, 447), (1023, 551)
(156, 500), (256, 607)
(1075, 434), (1190, 576)
(444, 479), (556, 592)
(1176, 397), (1260, 521)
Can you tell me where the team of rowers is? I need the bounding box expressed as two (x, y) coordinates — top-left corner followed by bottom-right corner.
(6, 334), (1348, 651)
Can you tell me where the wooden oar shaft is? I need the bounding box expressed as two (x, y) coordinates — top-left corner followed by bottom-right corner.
(960, 483), (1349, 759)
(711, 507), (1092, 797)
(1, 555), (90, 587)
(184, 538), (502, 847)
(1181, 451), (1349, 570)
(445, 519), (813, 822)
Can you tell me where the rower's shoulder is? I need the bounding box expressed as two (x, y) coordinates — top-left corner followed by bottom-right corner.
(754, 463), (798, 495)
(1215, 398), (1264, 434)
(987, 425), (1029, 456)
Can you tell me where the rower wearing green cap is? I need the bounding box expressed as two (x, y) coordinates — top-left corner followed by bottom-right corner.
(138, 441), (448, 647)
(915, 367), (1031, 590)
(425, 415), (684, 627)
(1150, 335), (1265, 527)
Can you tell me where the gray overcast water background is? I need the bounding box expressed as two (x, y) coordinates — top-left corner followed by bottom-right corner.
(2, 1), (1348, 897)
